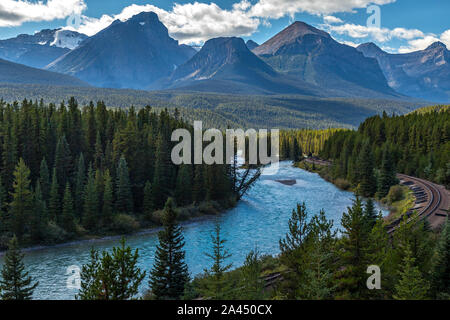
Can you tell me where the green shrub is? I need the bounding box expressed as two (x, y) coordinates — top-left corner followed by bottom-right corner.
(387, 185), (404, 204)
(335, 178), (351, 190)
(42, 222), (70, 244)
(112, 214), (140, 234)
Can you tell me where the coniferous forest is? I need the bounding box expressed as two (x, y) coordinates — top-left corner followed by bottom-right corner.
(0, 98), (242, 248)
(320, 108), (450, 196)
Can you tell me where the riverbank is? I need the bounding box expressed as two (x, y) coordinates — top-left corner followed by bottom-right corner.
(295, 160), (395, 216)
(0, 198), (237, 254)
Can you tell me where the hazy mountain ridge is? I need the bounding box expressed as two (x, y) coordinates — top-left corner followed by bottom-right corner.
(357, 42), (450, 102)
(0, 29), (87, 68)
(0, 58), (89, 87)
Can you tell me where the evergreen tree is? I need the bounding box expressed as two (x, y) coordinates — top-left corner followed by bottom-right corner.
(30, 181), (47, 241)
(430, 218), (450, 299)
(377, 145), (397, 198)
(115, 156), (133, 213)
(279, 203), (312, 297)
(394, 246), (429, 300)
(151, 133), (172, 209)
(0, 236), (38, 300)
(142, 181), (153, 216)
(0, 177), (7, 234)
(192, 165), (205, 204)
(175, 164), (193, 206)
(363, 198), (378, 231)
(54, 136), (73, 190)
(77, 238), (145, 300)
(240, 249), (264, 300)
(39, 158), (50, 203)
(337, 197), (370, 299)
(74, 153), (86, 217)
(83, 166), (99, 230)
(62, 183), (76, 233)
(149, 198), (189, 300)
(202, 222), (232, 300)
(9, 159), (34, 240)
(102, 170), (114, 226)
(358, 142), (376, 197)
(48, 167), (59, 223)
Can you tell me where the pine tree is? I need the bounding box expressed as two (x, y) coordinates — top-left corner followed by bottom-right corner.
(358, 142), (376, 197)
(0, 236), (38, 300)
(77, 239), (145, 300)
(202, 222), (232, 300)
(62, 183), (76, 233)
(9, 159), (34, 240)
(48, 167), (60, 223)
(240, 249), (264, 300)
(394, 246), (429, 300)
(430, 218), (450, 299)
(83, 166), (99, 230)
(142, 180), (153, 216)
(192, 165), (205, 204)
(337, 197), (370, 299)
(175, 164), (193, 206)
(363, 198), (378, 231)
(279, 203), (312, 297)
(151, 133), (172, 209)
(74, 153), (86, 217)
(30, 181), (47, 241)
(149, 198), (189, 300)
(377, 145), (397, 198)
(115, 156), (133, 213)
(102, 170), (114, 226)
(54, 135), (73, 190)
(39, 158), (50, 203)
(0, 177), (7, 234)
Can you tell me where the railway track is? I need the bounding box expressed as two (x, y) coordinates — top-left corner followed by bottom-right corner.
(387, 174), (447, 233)
(301, 158), (448, 232)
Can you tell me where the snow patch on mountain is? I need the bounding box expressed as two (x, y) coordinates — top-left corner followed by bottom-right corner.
(50, 30), (87, 50)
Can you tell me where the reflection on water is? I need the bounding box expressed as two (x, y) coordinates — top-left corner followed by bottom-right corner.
(0, 162), (387, 300)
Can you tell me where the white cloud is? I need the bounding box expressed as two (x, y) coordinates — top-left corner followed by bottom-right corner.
(440, 30), (450, 48)
(64, 0), (400, 45)
(0, 0), (86, 27)
(249, 0), (396, 18)
(341, 40), (360, 47)
(398, 32), (450, 53)
(65, 1), (259, 44)
(325, 23), (426, 43)
(323, 15), (343, 24)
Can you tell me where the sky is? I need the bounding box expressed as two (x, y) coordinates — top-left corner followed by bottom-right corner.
(0, 0), (448, 53)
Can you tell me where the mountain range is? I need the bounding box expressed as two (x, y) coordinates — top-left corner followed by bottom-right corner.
(252, 22), (399, 99)
(47, 12), (196, 89)
(357, 42), (450, 102)
(0, 29), (87, 69)
(0, 11), (447, 103)
(156, 37), (324, 95)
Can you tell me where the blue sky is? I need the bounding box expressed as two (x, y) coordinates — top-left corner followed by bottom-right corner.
(0, 0), (448, 53)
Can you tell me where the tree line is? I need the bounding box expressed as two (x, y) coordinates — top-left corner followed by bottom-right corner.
(0, 98), (241, 248)
(319, 109), (450, 197)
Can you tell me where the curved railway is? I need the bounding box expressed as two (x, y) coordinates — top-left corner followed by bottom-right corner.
(387, 174), (448, 233)
(302, 158), (449, 232)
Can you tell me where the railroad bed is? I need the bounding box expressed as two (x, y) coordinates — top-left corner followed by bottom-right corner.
(387, 174), (449, 233)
